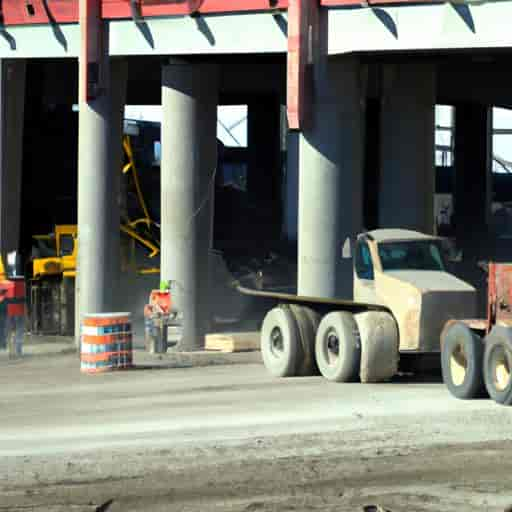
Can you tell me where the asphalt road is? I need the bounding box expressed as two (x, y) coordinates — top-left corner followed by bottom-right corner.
(2, 353), (512, 511)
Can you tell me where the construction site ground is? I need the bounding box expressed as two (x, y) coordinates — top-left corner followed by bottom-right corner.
(2, 346), (512, 512)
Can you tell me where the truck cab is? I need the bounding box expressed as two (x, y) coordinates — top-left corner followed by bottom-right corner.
(353, 229), (476, 352)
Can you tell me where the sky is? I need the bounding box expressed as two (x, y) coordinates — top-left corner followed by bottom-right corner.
(436, 105), (512, 172)
(126, 104), (512, 172)
(125, 104), (248, 148)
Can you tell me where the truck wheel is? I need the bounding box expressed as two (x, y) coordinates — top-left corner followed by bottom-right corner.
(289, 305), (320, 376)
(315, 311), (361, 382)
(260, 306), (299, 378)
(354, 311), (399, 383)
(441, 322), (486, 399)
(483, 330), (512, 405)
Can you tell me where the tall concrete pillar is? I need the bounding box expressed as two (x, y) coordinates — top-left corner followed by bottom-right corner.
(0, 60), (26, 257)
(454, 103), (492, 239)
(107, 59), (128, 311)
(247, 96), (282, 244)
(379, 63), (436, 234)
(161, 62), (218, 351)
(77, 30), (116, 333)
(298, 56), (365, 300)
(283, 131), (299, 243)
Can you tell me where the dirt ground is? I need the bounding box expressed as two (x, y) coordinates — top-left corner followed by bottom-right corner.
(4, 436), (512, 512)
(2, 354), (512, 512)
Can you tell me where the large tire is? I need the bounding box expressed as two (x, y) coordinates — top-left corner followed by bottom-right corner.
(289, 305), (320, 376)
(483, 328), (512, 405)
(441, 322), (486, 399)
(315, 311), (361, 382)
(354, 311), (399, 383)
(260, 306), (300, 378)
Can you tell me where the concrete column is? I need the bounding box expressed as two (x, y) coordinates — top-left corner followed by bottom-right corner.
(379, 63), (436, 234)
(77, 33), (115, 332)
(283, 131), (299, 243)
(454, 103), (492, 239)
(161, 62), (218, 351)
(0, 60), (26, 257)
(107, 59), (128, 311)
(298, 55), (365, 300)
(247, 96), (281, 244)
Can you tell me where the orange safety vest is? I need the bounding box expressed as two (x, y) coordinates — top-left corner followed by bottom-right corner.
(0, 280), (25, 317)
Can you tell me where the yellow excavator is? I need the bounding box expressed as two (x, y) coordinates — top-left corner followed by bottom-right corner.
(29, 134), (160, 336)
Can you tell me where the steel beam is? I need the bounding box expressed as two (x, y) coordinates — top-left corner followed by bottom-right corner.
(1, 0), (289, 25)
(287, 0), (318, 130)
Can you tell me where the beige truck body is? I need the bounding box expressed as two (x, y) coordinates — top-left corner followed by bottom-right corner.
(353, 229), (476, 352)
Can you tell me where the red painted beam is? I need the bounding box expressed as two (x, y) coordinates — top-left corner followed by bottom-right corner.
(321, 0), (440, 5)
(287, 0), (317, 131)
(80, 0), (104, 102)
(1, 0), (289, 25)
(1, 0), (77, 25)
(1, 0), (445, 26)
(102, 0), (289, 19)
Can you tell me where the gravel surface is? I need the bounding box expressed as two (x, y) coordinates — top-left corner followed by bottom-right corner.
(2, 354), (512, 511)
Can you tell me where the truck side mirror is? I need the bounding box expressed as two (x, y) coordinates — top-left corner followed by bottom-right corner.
(342, 237), (352, 259)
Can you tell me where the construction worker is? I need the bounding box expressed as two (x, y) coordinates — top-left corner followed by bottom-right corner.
(0, 256), (8, 349)
(0, 252), (25, 357)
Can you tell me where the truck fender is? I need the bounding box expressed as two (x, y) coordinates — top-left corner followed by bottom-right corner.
(354, 311), (399, 383)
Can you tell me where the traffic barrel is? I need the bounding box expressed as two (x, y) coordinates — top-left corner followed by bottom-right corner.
(80, 313), (133, 373)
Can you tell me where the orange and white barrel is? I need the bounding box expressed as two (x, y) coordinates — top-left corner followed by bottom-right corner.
(80, 313), (133, 373)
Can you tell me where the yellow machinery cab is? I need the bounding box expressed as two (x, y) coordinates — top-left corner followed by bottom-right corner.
(32, 225), (77, 279)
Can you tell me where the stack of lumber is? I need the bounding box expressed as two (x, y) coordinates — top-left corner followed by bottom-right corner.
(205, 332), (260, 353)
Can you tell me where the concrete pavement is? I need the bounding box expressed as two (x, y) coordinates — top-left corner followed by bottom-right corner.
(2, 353), (512, 512)
(1, 353), (512, 458)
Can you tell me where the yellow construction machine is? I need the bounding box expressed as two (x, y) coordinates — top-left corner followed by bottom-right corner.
(32, 224), (77, 280)
(29, 225), (77, 336)
(29, 133), (161, 335)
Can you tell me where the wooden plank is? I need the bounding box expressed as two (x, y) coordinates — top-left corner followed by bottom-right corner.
(205, 332), (260, 353)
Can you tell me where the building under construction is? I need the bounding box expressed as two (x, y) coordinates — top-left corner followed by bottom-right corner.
(2, 0), (512, 348)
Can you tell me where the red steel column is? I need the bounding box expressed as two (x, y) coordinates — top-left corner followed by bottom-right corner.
(286, 0), (318, 131)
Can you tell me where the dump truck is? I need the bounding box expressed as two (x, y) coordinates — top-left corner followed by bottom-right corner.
(240, 229), (476, 383)
(441, 262), (512, 405)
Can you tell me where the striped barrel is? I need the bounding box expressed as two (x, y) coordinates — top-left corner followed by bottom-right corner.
(80, 313), (133, 373)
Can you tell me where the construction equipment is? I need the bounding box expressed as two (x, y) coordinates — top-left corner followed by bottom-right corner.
(143, 283), (182, 353)
(240, 229), (476, 383)
(441, 262), (512, 405)
(29, 128), (161, 336)
(29, 223), (160, 336)
(29, 225), (77, 335)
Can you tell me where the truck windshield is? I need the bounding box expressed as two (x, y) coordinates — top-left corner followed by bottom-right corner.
(377, 241), (445, 272)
